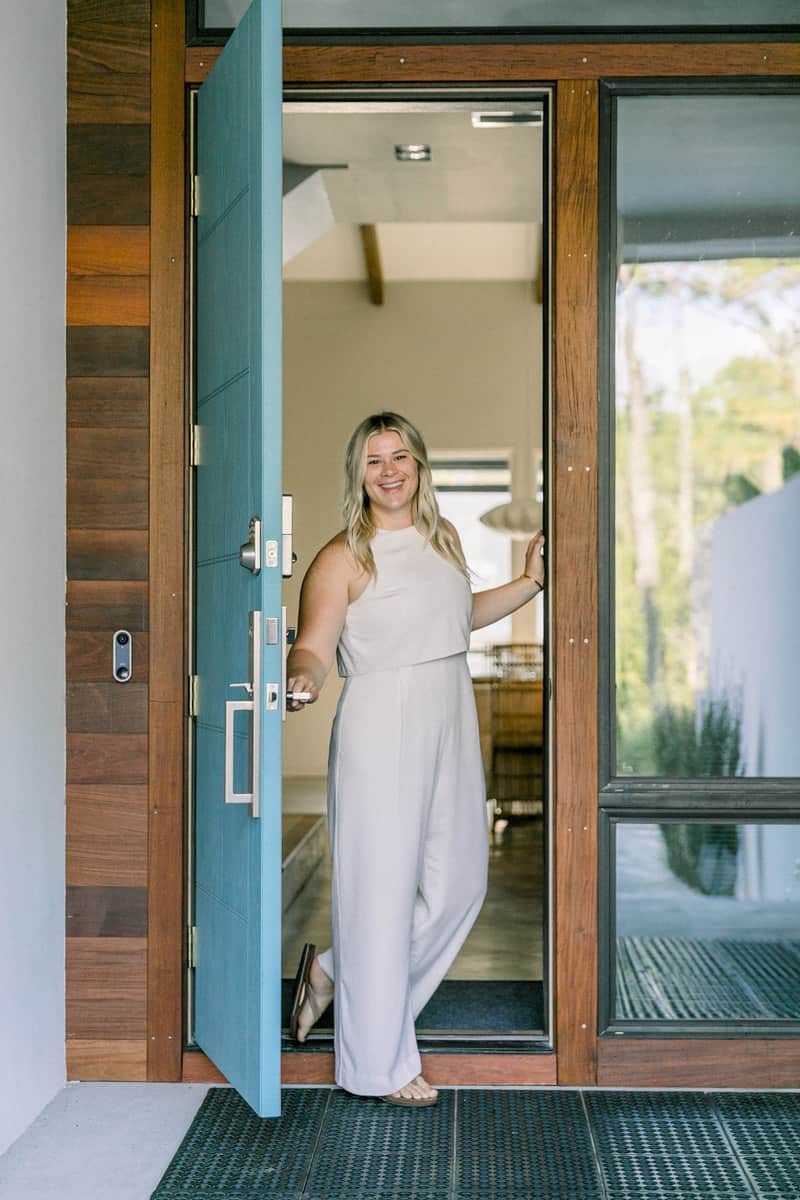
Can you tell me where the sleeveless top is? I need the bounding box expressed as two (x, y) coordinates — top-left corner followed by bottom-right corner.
(336, 525), (472, 677)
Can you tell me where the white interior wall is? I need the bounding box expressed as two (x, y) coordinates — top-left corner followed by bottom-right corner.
(0, 2), (67, 1156)
(282, 280), (542, 776)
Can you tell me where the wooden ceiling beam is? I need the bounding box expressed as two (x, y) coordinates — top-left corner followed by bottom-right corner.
(359, 223), (384, 306)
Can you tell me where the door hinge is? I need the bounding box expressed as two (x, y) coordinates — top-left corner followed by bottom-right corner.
(191, 174), (200, 218)
(188, 674), (199, 718)
(187, 925), (198, 969)
(190, 424), (201, 468)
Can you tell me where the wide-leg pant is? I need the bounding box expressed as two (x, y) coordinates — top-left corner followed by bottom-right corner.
(317, 652), (489, 1096)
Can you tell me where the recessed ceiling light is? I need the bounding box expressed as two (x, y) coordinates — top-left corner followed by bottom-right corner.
(394, 143), (431, 162)
(471, 111), (543, 128)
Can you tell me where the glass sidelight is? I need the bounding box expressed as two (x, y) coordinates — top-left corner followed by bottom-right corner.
(609, 93), (800, 780)
(609, 818), (800, 1025)
(600, 86), (800, 1035)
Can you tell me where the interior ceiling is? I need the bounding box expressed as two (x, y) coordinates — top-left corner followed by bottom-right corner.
(283, 110), (543, 224)
(282, 109), (543, 281)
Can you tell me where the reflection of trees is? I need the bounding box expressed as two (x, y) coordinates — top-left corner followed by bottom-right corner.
(615, 259), (800, 775)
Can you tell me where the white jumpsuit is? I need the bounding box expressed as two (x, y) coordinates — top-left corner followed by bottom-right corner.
(316, 525), (489, 1096)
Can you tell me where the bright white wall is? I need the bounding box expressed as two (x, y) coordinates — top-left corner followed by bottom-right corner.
(0, 2), (67, 1155)
(710, 476), (800, 906)
(709, 475), (800, 778)
(282, 280), (542, 776)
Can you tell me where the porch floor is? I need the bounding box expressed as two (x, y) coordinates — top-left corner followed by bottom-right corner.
(2, 1082), (798, 1200)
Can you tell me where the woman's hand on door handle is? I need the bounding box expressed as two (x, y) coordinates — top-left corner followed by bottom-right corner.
(286, 674), (319, 711)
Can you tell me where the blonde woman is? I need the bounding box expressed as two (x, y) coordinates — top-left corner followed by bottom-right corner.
(287, 412), (545, 1107)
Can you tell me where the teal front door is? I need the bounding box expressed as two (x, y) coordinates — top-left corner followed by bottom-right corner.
(193, 0), (283, 1118)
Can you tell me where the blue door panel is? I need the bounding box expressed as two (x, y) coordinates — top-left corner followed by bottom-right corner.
(196, 378), (257, 566)
(196, 199), (252, 404)
(194, 0), (283, 1118)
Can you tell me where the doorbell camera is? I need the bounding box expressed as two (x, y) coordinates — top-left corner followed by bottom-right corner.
(113, 630), (133, 683)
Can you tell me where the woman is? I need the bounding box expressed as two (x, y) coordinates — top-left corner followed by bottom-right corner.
(286, 412), (545, 1107)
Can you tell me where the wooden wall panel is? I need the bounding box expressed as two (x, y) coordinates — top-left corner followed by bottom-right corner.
(67, 682), (148, 733)
(68, 125), (150, 175)
(66, 580), (148, 630)
(67, 1039), (148, 1081)
(67, 785), (148, 886)
(68, 478), (148, 529)
(66, 938), (147, 1039)
(68, 378), (149, 427)
(67, 530), (148, 579)
(68, 227), (150, 276)
(67, 277), (150, 326)
(67, 0), (150, 124)
(67, 0), (151, 1082)
(69, 175), (151, 225)
(553, 80), (599, 1086)
(67, 733), (149, 785)
(67, 327), (149, 376)
(67, 885), (147, 937)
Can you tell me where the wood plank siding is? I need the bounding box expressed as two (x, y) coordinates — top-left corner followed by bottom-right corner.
(66, 0), (152, 1080)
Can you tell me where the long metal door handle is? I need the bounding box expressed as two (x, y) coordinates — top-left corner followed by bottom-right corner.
(281, 605), (287, 722)
(224, 698), (254, 805)
(223, 610), (261, 817)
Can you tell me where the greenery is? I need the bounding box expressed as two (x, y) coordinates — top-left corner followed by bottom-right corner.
(615, 258), (800, 777)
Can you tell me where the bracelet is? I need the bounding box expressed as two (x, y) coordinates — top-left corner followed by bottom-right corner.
(521, 574), (543, 593)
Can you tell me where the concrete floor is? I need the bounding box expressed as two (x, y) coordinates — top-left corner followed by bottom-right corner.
(281, 784), (545, 981)
(0, 1084), (209, 1200)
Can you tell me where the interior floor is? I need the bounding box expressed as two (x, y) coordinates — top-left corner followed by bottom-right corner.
(280, 776), (545, 1035)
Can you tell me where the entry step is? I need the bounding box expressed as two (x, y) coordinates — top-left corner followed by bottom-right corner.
(282, 813), (326, 913)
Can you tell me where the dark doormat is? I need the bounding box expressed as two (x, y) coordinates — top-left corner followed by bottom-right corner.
(150, 1085), (800, 1199)
(280, 977), (545, 1035)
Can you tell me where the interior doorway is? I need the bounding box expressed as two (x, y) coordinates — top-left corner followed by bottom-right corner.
(278, 93), (552, 1047)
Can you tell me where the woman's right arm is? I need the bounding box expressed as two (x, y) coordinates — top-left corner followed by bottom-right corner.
(286, 538), (353, 711)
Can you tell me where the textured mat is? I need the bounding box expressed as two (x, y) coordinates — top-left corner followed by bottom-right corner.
(281, 978), (545, 1035)
(616, 936), (800, 1020)
(151, 1085), (800, 1199)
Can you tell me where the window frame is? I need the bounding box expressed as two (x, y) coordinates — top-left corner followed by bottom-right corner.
(599, 809), (800, 1037)
(597, 78), (800, 1037)
(597, 77), (800, 804)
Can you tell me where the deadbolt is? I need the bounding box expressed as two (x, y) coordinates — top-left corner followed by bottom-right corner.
(239, 516), (262, 574)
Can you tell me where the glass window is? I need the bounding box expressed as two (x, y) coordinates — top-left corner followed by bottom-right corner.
(611, 95), (800, 777)
(432, 456), (512, 675)
(614, 820), (800, 1022)
(198, 0), (798, 35)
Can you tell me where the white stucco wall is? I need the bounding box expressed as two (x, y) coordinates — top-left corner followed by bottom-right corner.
(0, 2), (67, 1156)
(709, 476), (800, 905)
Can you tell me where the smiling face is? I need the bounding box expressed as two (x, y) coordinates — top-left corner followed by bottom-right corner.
(362, 429), (419, 528)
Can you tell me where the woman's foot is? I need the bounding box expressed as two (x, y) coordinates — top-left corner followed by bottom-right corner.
(383, 1074), (439, 1106)
(295, 956), (333, 1042)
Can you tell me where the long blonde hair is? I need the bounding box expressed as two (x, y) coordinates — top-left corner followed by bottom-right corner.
(343, 412), (469, 580)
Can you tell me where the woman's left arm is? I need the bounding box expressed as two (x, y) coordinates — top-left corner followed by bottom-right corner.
(471, 529), (545, 631)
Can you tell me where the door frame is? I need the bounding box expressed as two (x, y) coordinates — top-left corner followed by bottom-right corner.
(149, 13), (800, 1086)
